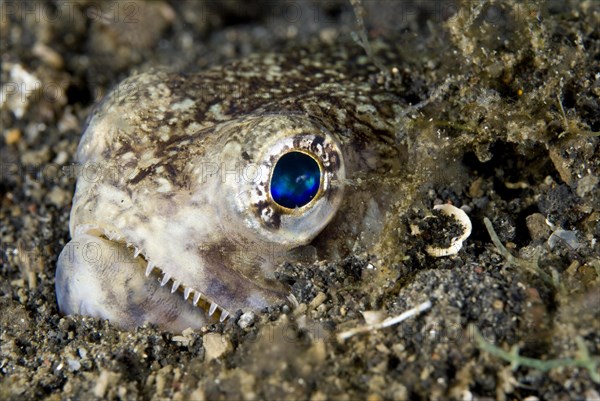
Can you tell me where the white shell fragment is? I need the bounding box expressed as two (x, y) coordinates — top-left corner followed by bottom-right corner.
(425, 204), (472, 257)
(361, 310), (386, 325)
(337, 300), (432, 342)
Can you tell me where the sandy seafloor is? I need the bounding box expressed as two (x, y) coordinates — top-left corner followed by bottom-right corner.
(1, 1), (599, 400)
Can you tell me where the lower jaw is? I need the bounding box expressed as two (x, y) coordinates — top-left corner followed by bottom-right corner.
(96, 230), (232, 323)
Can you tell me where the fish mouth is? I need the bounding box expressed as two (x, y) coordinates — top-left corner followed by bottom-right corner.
(96, 228), (232, 323)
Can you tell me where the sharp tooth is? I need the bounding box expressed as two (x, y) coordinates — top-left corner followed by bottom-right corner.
(219, 310), (229, 322)
(145, 261), (155, 277)
(192, 292), (201, 305)
(133, 247), (141, 258)
(183, 287), (192, 300)
(208, 302), (218, 316)
(171, 280), (180, 293)
(160, 273), (171, 286)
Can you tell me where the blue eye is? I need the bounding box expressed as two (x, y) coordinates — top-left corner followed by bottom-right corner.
(270, 151), (321, 209)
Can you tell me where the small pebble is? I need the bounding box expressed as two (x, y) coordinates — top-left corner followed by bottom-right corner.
(4, 128), (22, 145)
(46, 187), (71, 208)
(237, 311), (255, 329)
(203, 333), (232, 361)
(526, 213), (552, 241)
(67, 358), (81, 371)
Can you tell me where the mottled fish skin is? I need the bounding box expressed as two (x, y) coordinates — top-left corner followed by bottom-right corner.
(56, 40), (406, 331)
